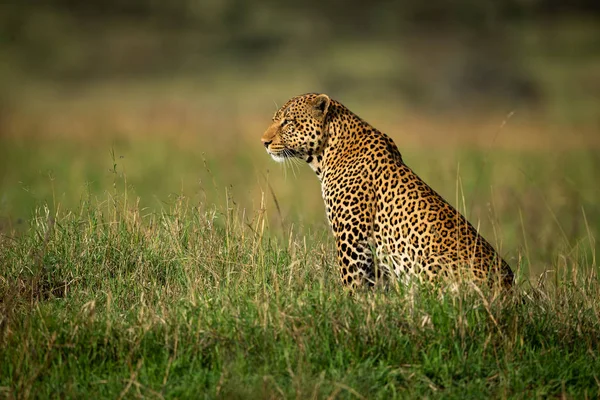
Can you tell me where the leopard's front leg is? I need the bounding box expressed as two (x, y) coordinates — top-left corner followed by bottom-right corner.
(333, 229), (376, 288)
(327, 185), (378, 288)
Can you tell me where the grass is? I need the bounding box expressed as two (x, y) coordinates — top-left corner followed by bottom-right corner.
(1, 188), (599, 398)
(0, 87), (599, 398)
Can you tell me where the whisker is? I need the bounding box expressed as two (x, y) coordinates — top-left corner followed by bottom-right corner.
(286, 150), (297, 179)
(291, 155), (302, 178)
(290, 161), (298, 179)
(282, 152), (289, 181)
(287, 150), (300, 179)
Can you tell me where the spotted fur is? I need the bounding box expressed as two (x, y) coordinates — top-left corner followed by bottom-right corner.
(262, 93), (514, 289)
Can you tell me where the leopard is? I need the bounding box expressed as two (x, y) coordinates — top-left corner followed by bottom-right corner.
(261, 93), (514, 290)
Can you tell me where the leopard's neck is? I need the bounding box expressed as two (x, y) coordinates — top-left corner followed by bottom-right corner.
(307, 103), (375, 181)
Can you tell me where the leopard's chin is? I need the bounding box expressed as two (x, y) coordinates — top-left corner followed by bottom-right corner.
(266, 149), (288, 163)
(267, 148), (300, 162)
(269, 153), (287, 163)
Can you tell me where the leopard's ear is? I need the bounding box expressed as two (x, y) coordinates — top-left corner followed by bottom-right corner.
(311, 94), (330, 119)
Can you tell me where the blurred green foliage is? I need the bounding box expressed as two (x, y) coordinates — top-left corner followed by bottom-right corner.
(1, 0), (599, 118)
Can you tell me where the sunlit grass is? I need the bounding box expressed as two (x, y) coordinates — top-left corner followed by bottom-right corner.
(1, 183), (599, 398)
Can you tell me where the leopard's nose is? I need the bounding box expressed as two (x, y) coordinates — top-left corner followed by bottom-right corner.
(262, 140), (272, 148)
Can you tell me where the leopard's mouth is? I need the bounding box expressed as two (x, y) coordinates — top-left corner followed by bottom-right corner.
(267, 148), (300, 162)
(269, 152), (287, 163)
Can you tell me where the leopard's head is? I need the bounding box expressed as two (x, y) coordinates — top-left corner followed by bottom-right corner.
(261, 93), (331, 162)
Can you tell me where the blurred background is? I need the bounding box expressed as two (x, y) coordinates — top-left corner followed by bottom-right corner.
(0, 0), (598, 275)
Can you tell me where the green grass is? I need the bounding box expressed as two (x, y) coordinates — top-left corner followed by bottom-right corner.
(1, 186), (599, 398)
(1, 88), (599, 398)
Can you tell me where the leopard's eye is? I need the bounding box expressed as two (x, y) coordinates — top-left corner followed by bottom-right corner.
(281, 118), (292, 127)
